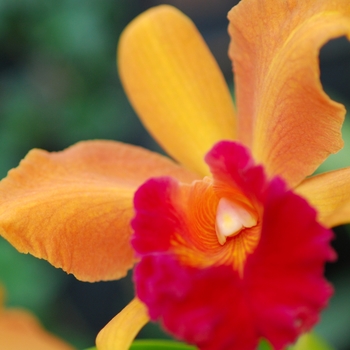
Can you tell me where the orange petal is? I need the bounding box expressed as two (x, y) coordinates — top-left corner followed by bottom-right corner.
(96, 298), (149, 350)
(296, 167), (350, 227)
(118, 5), (236, 176)
(0, 309), (75, 350)
(0, 286), (74, 350)
(0, 140), (198, 282)
(228, 0), (350, 186)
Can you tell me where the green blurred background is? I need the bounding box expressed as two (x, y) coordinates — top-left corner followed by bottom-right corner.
(0, 0), (350, 349)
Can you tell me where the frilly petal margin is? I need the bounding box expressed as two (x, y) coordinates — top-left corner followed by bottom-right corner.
(245, 176), (335, 349)
(132, 141), (335, 350)
(295, 167), (350, 227)
(228, 0), (350, 186)
(0, 286), (74, 350)
(118, 5), (236, 176)
(0, 140), (198, 282)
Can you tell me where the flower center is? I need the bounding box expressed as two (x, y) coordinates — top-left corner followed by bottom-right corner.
(171, 179), (261, 276)
(215, 198), (257, 245)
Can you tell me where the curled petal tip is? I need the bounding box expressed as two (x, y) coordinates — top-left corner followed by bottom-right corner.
(96, 298), (149, 350)
(229, 0), (350, 186)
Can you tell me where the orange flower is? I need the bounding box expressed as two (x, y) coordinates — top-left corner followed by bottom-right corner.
(0, 0), (349, 348)
(0, 286), (75, 350)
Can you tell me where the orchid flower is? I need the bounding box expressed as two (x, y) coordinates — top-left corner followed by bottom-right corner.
(0, 286), (75, 350)
(0, 0), (350, 349)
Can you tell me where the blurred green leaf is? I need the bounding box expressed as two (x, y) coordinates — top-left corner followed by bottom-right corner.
(84, 336), (331, 350)
(130, 340), (196, 349)
(258, 339), (272, 349)
(290, 333), (334, 350)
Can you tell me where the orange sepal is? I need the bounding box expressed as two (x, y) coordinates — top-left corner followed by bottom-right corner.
(0, 286), (74, 350)
(228, 0), (350, 186)
(0, 140), (198, 282)
(119, 5), (236, 176)
(296, 167), (350, 227)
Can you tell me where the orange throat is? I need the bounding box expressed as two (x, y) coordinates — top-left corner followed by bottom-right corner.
(171, 178), (261, 277)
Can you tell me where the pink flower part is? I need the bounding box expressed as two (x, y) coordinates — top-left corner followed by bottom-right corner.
(132, 141), (335, 350)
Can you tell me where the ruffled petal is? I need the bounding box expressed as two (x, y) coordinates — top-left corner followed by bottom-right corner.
(118, 5), (236, 176)
(228, 0), (350, 186)
(0, 140), (197, 282)
(132, 141), (334, 349)
(0, 287), (74, 350)
(96, 298), (149, 350)
(246, 177), (335, 349)
(134, 256), (258, 350)
(295, 167), (350, 227)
